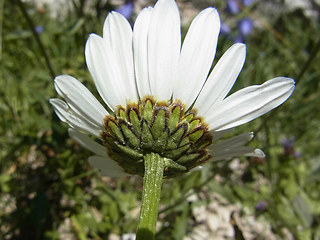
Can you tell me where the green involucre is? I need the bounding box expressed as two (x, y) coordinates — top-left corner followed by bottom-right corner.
(100, 97), (212, 177)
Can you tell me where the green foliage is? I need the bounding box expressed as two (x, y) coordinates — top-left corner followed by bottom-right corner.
(1, 0), (320, 239)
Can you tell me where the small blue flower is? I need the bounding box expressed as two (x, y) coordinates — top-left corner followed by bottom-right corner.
(220, 23), (231, 35)
(281, 136), (295, 148)
(243, 0), (254, 6)
(115, 0), (134, 20)
(238, 17), (253, 36)
(255, 201), (268, 211)
(226, 0), (239, 14)
(281, 136), (300, 157)
(35, 26), (44, 34)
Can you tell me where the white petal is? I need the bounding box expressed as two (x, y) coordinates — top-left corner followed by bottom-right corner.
(207, 77), (295, 131)
(50, 98), (68, 122)
(147, 0), (181, 100)
(195, 43), (246, 115)
(54, 75), (108, 128)
(211, 128), (234, 141)
(211, 146), (255, 161)
(103, 12), (137, 101)
(68, 128), (107, 157)
(50, 98), (101, 137)
(88, 156), (130, 178)
(133, 7), (153, 98)
(208, 132), (255, 161)
(175, 8), (220, 106)
(85, 34), (126, 110)
(209, 132), (254, 153)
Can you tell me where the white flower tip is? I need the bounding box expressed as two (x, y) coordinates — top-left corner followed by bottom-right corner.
(289, 79), (296, 91)
(86, 33), (101, 47)
(53, 76), (59, 82)
(210, 8), (220, 20)
(211, 7), (219, 14)
(286, 77), (295, 83)
(249, 132), (254, 140)
(49, 98), (60, 105)
(234, 42), (246, 50)
(206, 7), (221, 29)
(140, 6), (153, 13)
(274, 76), (295, 85)
(54, 75), (71, 85)
(105, 11), (129, 28)
(241, 132), (255, 142)
(276, 77), (296, 96)
(103, 12), (113, 28)
(289, 78), (295, 84)
(89, 33), (100, 41)
(254, 149), (265, 158)
(53, 76), (61, 85)
(196, 8), (220, 32)
(109, 11), (119, 16)
(247, 149), (265, 158)
(154, 0), (178, 10)
(85, 34), (102, 60)
(289, 78), (296, 89)
(202, 7), (220, 17)
(53, 76), (65, 92)
(87, 33), (93, 39)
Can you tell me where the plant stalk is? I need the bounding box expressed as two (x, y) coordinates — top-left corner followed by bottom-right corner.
(136, 153), (165, 240)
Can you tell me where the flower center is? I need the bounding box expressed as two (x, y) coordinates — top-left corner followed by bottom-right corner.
(100, 96), (213, 178)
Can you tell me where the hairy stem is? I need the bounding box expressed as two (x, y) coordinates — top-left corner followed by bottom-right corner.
(136, 153), (165, 240)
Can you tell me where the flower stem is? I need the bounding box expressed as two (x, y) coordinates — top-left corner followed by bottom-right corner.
(136, 153), (165, 240)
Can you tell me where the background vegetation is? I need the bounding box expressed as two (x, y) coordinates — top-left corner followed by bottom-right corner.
(1, 0), (320, 239)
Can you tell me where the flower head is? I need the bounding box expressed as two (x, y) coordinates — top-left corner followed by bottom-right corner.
(50, 0), (295, 178)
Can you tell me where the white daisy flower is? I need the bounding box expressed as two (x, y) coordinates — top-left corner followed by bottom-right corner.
(50, 0), (295, 178)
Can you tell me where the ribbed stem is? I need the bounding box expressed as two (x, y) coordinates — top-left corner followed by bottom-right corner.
(136, 153), (164, 240)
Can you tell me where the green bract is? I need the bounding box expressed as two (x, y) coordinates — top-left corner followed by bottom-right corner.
(101, 97), (212, 178)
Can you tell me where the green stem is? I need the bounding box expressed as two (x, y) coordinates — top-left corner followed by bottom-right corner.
(136, 153), (165, 240)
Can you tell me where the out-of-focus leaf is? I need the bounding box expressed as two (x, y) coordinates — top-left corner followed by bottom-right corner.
(292, 195), (313, 228)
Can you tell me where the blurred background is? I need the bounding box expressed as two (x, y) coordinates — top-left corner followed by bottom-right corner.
(1, 0), (320, 239)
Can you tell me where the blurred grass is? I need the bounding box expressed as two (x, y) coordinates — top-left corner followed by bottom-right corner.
(1, 0), (320, 239)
